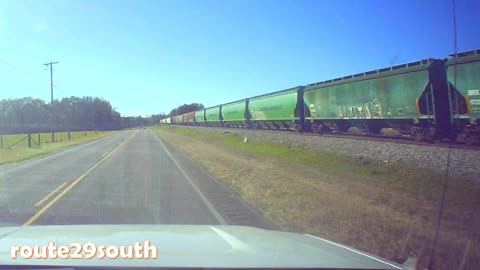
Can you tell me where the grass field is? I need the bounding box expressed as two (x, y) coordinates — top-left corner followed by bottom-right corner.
(154, 125), (479, 270)
(0, 131), (117, 165)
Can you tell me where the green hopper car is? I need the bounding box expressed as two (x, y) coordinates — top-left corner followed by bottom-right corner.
(248, 87), (304, 130)
(446, 49), (480, 144)
(194, 110), (205, 125)
(221, 100), (247, 128)
(303, 58), (459, 141)
(205, 106), (222, 126)
(168, 49), (480, 144)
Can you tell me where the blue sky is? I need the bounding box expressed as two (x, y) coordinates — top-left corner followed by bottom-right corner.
(0, 0), (478, 116)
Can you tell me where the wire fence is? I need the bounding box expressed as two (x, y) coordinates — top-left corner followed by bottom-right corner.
(0, 131), (104, 149)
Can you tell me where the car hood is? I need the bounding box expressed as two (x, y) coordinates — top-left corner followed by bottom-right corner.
(0, 225), (403, 269)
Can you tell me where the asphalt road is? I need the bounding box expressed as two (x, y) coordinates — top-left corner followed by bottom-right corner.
(0, 129), (273, 228)
(0, 129), (403, 269)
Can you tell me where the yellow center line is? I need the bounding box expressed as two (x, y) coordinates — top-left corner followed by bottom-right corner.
(34, 182), (67, 207)
(23, 130), (137, 227)
(101, 152), (109, 158)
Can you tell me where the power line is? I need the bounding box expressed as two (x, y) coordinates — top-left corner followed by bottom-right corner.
(0, 33), (45, 75)
(53, 84), (70, 97)
(0, 53), (46, 81)
(0, 34), (38, 60)
(0, 57), (30, 75)
(0, 33), (66, 103)
(0, 55), (67, 101)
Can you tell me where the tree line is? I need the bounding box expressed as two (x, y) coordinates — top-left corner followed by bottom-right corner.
(121, 114), (165, 129)
(0, 97), (159, 134)
(167, 103), (204, 117)
(0, 97), (206, 134)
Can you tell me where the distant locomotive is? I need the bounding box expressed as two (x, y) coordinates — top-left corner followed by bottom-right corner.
(160, 49), (480, 145)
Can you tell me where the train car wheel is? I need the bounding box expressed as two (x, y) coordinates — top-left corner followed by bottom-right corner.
(315, 124), (325, 134)
(412, 127), (424, 141)
(464, 135), (474, 145)
(294, 124), (302, 132)
(447, 132), (458, 143)
(426, 127), (436, 143)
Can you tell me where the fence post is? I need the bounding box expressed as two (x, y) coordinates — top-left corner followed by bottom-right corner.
(38, 134), (41, 146)
(52, 131), (55, 142)
(28, 134), (32, 148)
(84, 131), (87, 136)
(60, 132), (63, 142)
(0, 136), (3, 149)
(68, 132), (71, 140)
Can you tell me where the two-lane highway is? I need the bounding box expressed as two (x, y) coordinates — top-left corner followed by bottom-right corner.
(0, 129), (273, 228)
(0, 129), (406, 270)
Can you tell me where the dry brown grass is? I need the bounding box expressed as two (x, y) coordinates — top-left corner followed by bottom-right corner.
(155, 126), (480, 270)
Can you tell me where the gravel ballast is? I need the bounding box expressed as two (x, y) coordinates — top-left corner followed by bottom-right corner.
(171, 125), (479, 182)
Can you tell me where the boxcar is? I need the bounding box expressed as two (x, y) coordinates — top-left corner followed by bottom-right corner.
(205, 106), (222, 126)
(221, 100), (247, 128)
(182, 111), (195, 125)
(172, 115), (183, 124)
(248, 86), (304, 130)
(446, 49), (480, 144)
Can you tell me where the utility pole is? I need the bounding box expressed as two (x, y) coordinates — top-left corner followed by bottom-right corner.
(44, 61), (59, 141)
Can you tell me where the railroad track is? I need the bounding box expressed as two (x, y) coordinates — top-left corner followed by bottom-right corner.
(298, 131), (479, 151)
(176, 125), (480, 151)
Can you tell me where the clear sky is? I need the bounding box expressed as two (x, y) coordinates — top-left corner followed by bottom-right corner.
(0, 0), (478, 116)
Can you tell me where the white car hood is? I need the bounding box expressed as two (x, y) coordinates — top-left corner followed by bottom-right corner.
(0, 225), (403, 269)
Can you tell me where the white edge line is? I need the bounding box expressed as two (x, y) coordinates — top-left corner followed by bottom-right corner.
(305, 234), (403, 269)
(151, 130), (227, 225)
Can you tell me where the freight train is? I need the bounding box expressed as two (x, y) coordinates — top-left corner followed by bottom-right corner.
(160, 49), (480, 145)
